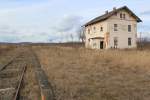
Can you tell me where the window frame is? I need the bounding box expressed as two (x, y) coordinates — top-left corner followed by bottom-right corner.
(88, 29), (90, 34)
(123, 14), (126, 19)
(114, 37), (118, 46)
(128, 38), (132, 46)
(128, 25), (131, 32)
(120, 13), (122, 18)
(100, 27), (103, 32)
(93, 27), (96, 33)
(114, 24), (118, 31)
(93, 42), (97, 47)
(114, 12), (117, 16)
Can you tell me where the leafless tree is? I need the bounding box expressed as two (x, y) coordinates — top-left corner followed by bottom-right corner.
(77, 27), (85, 43)
(70, 34), (74, 42)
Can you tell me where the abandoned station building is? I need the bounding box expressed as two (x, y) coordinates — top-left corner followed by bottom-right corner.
(84, 6), (142, 49)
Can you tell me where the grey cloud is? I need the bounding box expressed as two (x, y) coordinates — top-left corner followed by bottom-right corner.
(0, 15), (84, 43)
(52, 15), (83, 32)
(0, 25), (20, 35)
(0, 25), (10, 30)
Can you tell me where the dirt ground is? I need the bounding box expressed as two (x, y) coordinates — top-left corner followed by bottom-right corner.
(33, 46), (150, 100)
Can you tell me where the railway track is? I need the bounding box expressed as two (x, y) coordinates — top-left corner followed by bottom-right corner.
(29, 47), (55, 100)
(0, 47), (55, 100)
(0, 51), (27, 100)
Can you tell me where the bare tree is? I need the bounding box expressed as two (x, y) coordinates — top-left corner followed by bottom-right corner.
(77, 27), (85, 43)
(70, 34), (74, 42)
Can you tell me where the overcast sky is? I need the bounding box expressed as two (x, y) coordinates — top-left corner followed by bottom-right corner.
(0, 0), (149, 43)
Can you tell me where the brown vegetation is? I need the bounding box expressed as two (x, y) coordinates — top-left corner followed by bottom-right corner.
(33, 46), (150, 100)
(0, 44), (16, 56)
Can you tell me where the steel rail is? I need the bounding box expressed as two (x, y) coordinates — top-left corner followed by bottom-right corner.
(0, 54), (21, 72)
(13, 65), (27, 100)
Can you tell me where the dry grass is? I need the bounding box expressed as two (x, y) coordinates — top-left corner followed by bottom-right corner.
(0, 45), (16, 55)
(33, 46), (150, 100)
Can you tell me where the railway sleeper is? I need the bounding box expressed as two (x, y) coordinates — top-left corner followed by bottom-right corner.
(0, 87), (15, 100)
(0, 69), (20, 78)
(36, 69), (55, 100)
(0, 76), (20, 89)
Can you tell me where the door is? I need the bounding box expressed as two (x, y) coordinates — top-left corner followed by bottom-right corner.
(100, 41), (104, 49)
(114, 37), (118, 49)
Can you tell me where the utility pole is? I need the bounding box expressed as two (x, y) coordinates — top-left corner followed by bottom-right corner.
(140, 32), (142, 50)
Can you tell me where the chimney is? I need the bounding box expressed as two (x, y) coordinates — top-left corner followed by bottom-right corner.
(113, 7), (116, 11)
(105, 10), (108, 14)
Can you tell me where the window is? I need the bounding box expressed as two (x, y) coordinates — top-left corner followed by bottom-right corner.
(123, 14), (126, 19)
(128, 38), (132, 46)
(114, 12), (117, 16)
(114, 24), (118, 31)
(88, 29), (90, 34)
(93, 43), (97, 47)
(100, 27), (103, 32)
(93, 27), (96, 33)
(128, 25), (131, 32)
(120, 13), (122, 18)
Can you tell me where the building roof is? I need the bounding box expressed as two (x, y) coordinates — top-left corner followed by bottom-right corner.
(84, 6), (142, 26)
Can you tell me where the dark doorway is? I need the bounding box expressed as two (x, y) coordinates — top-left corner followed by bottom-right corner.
(100, 41), (104, 49)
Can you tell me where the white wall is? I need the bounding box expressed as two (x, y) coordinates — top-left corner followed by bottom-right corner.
(85, 21), (108, 48)
(107, 10), (137, 49)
